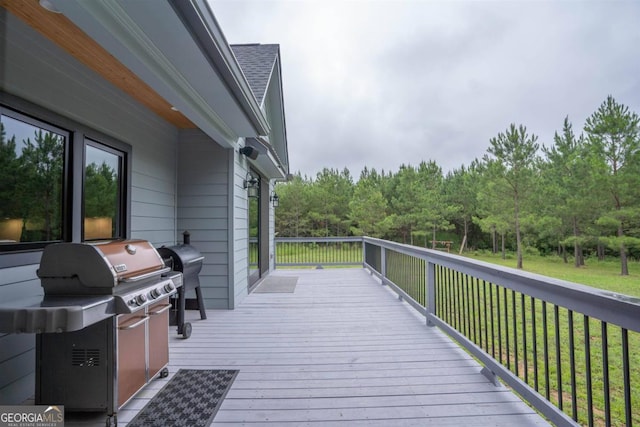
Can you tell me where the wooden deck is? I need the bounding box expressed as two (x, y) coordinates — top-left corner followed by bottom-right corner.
(72, 268), (550, 426)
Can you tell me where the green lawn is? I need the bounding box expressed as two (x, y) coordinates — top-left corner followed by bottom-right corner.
(465, 251), (640, 298)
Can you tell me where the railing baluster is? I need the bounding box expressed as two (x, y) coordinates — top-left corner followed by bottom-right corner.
(568, 309), (577, 421)
(471, 277), (482, 347)
(621, 328), (631, 427)
(512, 290), (518, 377)
(522, 293), (528, 385)
(542, 300), (550, 400)
(490, 283), (496, 360)
(532, 297), (539, 392)
(436, 266), (442, 319)
(460, 273), (465, 334)
(452, 271), (462, 331)
(421, 259), (424, 305)
(464, 274), (470, 338)
(496, 284), (502, 364)
(585, 315), (594, 427)
(504, 287), (510, 370)
(445, 267), (456, 325)
(602, 321), (611, 427)
(483, 280), (489, 355)
(554, 305), (562, 410)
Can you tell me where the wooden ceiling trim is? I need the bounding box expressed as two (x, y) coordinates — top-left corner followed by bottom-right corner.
(1, 0), (196, 129)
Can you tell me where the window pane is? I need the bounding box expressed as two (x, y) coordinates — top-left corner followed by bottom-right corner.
(0, 114), (65, 244)
(83, 144), (121, 240)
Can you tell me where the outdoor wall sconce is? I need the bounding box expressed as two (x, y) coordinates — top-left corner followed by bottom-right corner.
(239, 146), (259, 160)
(243, 173), (259, 198)
(270, 191), (280, 208)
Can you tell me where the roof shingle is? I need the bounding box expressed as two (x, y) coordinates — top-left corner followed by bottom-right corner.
(231, 44), (279, 106)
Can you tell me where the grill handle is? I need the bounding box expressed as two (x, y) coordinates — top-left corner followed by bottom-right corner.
(185, 256), (205, 266)
(121, 267), (171, 283)
(148, 304), (172, 316)
(118, 316), (148, 330)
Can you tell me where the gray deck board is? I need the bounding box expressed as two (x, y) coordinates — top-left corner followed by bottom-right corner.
(69, 268), (549, 426)
(170, 269), (548, 426)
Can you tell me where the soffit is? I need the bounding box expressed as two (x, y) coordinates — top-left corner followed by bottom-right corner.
(0, 0), (195, 129)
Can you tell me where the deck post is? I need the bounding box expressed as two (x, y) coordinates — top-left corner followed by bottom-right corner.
(380, 247), (386, 284)
(426, 261), (436, 327)
(481, 367), (501, 387)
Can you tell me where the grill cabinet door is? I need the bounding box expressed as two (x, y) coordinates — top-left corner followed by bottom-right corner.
(117, 313), (147, 407)
(148, 297), (170, 378)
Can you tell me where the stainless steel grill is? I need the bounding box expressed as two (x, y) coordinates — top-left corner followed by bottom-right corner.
(0, 239), (182, 427)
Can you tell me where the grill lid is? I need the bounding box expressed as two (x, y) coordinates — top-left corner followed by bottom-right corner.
(157, 244), (204, 272)
(38, 240), (166, 294)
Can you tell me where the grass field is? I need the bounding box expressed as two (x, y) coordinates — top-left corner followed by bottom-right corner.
(465, 251), (640, 298)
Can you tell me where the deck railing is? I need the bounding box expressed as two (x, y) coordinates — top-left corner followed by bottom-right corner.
(363, 237), (639, 427)
(275, 237), (363, 267)
(275, 236), (640, 427)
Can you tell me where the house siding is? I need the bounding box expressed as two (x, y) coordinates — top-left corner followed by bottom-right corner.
(232, 152), (251, 308)
(0, 11), (178, 404)
(177, 129), (240, 309)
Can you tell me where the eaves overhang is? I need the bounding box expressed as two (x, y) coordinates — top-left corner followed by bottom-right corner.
(170, 0), (270, 136)
(269, 56), (290, 174)
(48, 0), (269, 147)
(245, 138), (287, 180)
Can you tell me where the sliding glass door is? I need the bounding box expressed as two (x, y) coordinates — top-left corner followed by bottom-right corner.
(248, 171), (260, 288)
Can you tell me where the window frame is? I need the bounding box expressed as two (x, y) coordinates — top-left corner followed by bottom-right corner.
(0, 93), (131, 267)
(0, 106), (71, 253)
(82, 139), (128, 242)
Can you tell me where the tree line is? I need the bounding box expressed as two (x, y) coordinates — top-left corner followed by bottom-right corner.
(275, 95), (640, 275)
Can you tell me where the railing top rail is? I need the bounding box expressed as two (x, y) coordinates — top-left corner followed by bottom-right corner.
(276, 237), (364, 243)
(363, 236), (640, 332)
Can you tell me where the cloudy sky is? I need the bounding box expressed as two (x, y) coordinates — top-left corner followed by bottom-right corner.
(212, 0), (640, 179)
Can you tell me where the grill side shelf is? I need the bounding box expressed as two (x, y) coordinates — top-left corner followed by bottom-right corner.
(0, 295), (115, 333)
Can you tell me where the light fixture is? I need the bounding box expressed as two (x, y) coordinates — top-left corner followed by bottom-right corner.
(239, 146), (258, 160)
(39, 0), (62, 13)
(243, 172), (259, 198)
(270, 191), (280, 208)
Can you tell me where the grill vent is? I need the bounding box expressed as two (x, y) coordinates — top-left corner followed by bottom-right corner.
(71, 349), (101, 367)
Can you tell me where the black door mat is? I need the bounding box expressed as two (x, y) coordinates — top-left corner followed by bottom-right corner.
(127, 369), (238, 427)
(253, 276), (298, 293)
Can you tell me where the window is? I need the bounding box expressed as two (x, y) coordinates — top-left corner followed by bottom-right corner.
(0, 111), (67, 248)
(83, 142), (124, 241)
(0, 100), (130, 257)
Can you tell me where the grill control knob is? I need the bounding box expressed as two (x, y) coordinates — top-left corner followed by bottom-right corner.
(150, 288), (162, 299)
(135, 294), (147, 306)
(164, 283), (175, 293)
